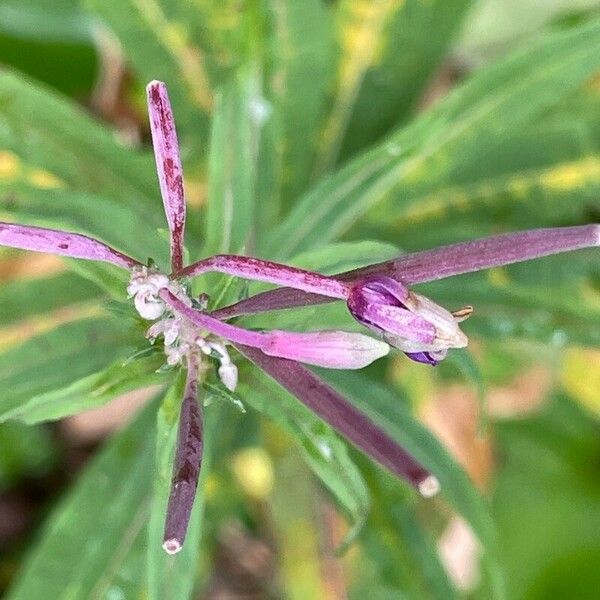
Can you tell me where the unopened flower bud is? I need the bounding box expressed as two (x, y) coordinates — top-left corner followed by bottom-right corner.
(128, 266), (191, 321)
(218, 363), (238, 392)
(347, 276), (467, 364)
(262, 330), (390, 369)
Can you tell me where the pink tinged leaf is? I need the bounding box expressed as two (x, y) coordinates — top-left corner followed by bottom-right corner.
(160, 290), (388, 369)
(212, 225), (600, 317)
(163, 353), (203, 554)
(0, 222), (139, 269)
(177, 255), (350, 299)
(147, 80), (186, 273)
(236, 345), (438, 496)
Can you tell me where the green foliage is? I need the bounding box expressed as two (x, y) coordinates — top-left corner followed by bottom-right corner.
(493, 394), (600, 600)
(0, 3), (599, 599)
(6, 400), (157, 600)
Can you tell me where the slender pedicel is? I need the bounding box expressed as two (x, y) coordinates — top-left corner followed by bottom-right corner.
(163, 352), (203, 554)
(176, 255), (350, 299)
(236, 345), (439, 497)
(147, 81), (186, 273)
(212, 225), (600, 318)
(0, 222), (140, 269)
(160, 289), (389, 369)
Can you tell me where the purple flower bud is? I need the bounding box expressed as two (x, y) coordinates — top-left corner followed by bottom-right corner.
(347, 276), (467, 361)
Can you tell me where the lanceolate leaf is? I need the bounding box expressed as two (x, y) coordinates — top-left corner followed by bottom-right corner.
(0, 317), (136, 421)
(315, 0), (406, 175)
(8, 352), (166, 425)
(359, 466), (458, 600)
(269, 18), (600, 258)
(84, 0), (212, 157)
(0, 71), (158, 207)
(6, 399), (158, 600)
(367, 84), (600, 247)
(240, 367), (370, 546)
(0, 271), (101, 328)
(266, 0), (333, 203)
(327, 0), (473, 166)
(203, 68), (261, 257)
(317, 371), (498, 553)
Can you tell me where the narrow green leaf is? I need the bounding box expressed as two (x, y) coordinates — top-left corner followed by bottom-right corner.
(0, 317), (136, 421)
(315, 0), (405, 175)
(203, 67), (261, 256)
(0, 71), (158, 208)
(0, 271), (101, 328)
(9, 352), (166, 425)
(317, 369), (503, 597)
(266, 0), (334, 203)
(0, 1), (93, 44)
(84, 0), (211, 157)
(240, 367), (370, 545)
(203, 381), (246, 413)
(323, 0), (473, 167)
(368, 86), (600, 248)
(357, 467), (458, 600)
(269, 18), (600, 258)
(6, 398), (158, 600)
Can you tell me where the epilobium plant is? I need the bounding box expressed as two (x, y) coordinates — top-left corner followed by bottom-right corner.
(1, 81), (598, 555)
(2, 6), (600, 598)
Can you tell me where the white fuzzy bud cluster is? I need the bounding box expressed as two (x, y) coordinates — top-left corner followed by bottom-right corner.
(129, 266), (238, 391)
(127, 265), (190, 320)
(197, 339), (238, 392)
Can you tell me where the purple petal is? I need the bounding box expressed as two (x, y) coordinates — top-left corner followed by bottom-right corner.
(213, 225), (600, 317)
(236, 345), (438, 495)
(404, 351), (445, 366)
(0, 221), (139, 269)
(177, 255), (349, 299)
(163, 353), (203, 554)
(147, 81), (186, 273)
(350, 302), (436, 345)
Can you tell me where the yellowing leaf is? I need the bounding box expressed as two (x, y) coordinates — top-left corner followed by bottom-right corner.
(561, 348), (600, 417)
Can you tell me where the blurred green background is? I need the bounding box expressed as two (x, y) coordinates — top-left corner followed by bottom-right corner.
(0, 1), (599, 599)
